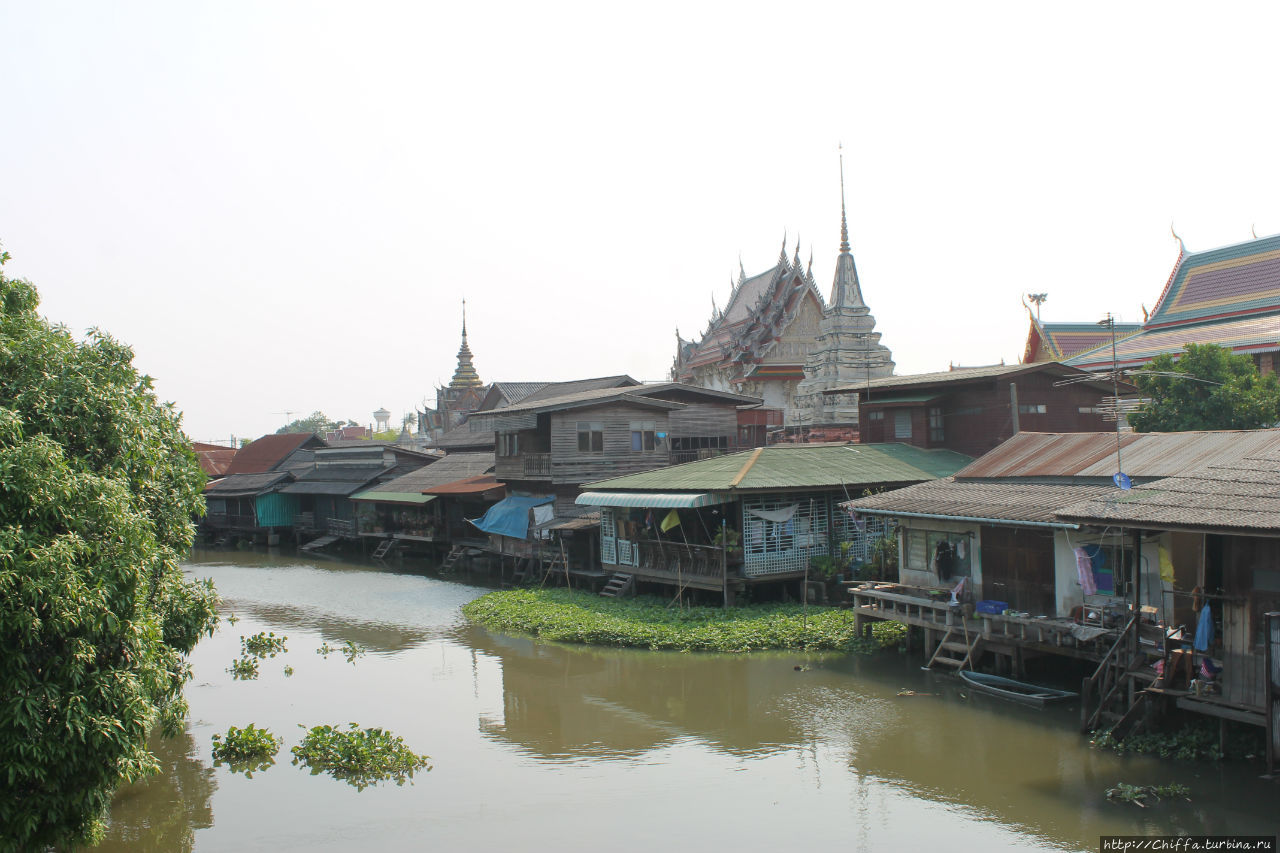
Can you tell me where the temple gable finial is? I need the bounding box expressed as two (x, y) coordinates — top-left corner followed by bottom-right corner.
(1170, 222), (1186, 254)
(839, 143), (851, 254)
(738, 254), (746, 285)
(779, 232), (789, 266)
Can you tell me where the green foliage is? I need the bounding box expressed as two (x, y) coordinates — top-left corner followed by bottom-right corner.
(1104, 782), (1190, 807)
(228, 657), (260, 680)
(241, 631), (287, 659)
(0, 250), (219, 850)
(275, 411), (358, 437)
(211, 724), (282, 776)
(1129, 343), (1280, 432)
(291, 723), (431, 790)
(462, 588), (907, 653)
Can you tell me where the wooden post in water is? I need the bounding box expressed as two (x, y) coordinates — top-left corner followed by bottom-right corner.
(721, 519), (728, 610)
(1266, 611), (1279, 778)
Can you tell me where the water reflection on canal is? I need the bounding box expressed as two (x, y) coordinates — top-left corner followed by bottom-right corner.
(98, 549), (1278, 851)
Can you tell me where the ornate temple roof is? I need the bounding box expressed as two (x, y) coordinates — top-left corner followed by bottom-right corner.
(1065, 233), (1280, 371)
(1023, 315), (1141, 363)
(675, 237), (825, 378)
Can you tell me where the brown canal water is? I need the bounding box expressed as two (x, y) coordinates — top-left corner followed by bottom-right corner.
(97, 549), (1277, 852)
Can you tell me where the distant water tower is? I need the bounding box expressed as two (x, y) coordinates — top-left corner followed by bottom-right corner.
(373, 408), (391, 433)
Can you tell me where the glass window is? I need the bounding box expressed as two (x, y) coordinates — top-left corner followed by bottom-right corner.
(630, 420), (656, 452)
(577, 421), (603, 453)
(928, 407), (944, 442)
(1018, 403), (1047, 414)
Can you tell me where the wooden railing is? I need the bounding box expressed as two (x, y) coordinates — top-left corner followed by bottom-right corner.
(523, 453), (551, 477)
(327, 518), (355, 538)
(205, 512), (257, 529)
(635, 541), (724, 579)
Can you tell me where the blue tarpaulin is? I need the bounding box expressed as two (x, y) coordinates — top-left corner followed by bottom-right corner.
(469, 495), (555, 540)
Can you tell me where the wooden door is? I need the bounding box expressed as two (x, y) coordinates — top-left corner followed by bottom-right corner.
(979, 526), (1057, 615)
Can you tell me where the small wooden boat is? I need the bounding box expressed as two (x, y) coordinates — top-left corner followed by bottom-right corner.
(958, 670), (1078, 708)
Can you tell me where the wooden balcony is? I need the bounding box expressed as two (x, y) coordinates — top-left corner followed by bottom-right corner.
(523, 453), (552, 477)
(849, 584), (1117, 662)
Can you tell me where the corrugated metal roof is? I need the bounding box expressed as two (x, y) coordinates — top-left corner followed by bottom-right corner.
(515, 375), (640, 403)
(577, 492), (733, 508)
(844, 478), (1113, 524)
(480, 382), (761, 418)
(424, 475), (505, 496)
(1057, 451), (1280, 533)
(956, 429), (1280, 479)
(279, 465), (388, 497)
(831, 362), (1105, 395)
(204, 471), (292, 497)
(360, 452), (494, 495)
(225, 433), (322, 475)
(583, 443), (972, 493)
(350, 491), (437, 505)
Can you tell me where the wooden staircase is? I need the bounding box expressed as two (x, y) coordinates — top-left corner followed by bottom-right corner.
(439, 545), (466, 574)
(599, 572), (635, 598)
(300, 534), (340, 553)
(371, 538), (398, 560)
(926, 625), (982, 670)
(1081, 614), (1143, 733)
(511, 557), (535, 585)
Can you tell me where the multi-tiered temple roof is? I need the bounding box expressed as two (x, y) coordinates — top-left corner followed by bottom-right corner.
(1062, 233), (1280, 372)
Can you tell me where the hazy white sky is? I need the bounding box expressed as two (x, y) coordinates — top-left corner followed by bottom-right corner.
(4, 2), (1280, 443)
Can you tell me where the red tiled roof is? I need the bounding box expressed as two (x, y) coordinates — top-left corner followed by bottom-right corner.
(225, 433), (321, 475)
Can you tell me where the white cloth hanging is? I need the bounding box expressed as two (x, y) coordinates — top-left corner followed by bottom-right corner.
(746, 504), (799, 523)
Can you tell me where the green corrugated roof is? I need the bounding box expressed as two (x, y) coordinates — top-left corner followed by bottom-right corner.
(350, 491), (437, 505)
(584, 443), (972, 493)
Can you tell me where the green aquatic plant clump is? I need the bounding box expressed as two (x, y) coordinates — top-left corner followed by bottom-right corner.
(1105, 782), (1190, 807)
(228, 657), (259, 680)
(240, 631), (287, 659)
(291, 724), (432, 790)
(211, 724), (282, 764)
(462, 588), (906, 653)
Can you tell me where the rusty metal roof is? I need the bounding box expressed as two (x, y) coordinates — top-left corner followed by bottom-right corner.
(225, 433), (324, 475)
(954, 429), (1280, 480)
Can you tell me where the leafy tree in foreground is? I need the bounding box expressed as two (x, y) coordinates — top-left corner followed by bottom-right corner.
(1128, 343), (1280, 432)
(0, 249), (218, 851)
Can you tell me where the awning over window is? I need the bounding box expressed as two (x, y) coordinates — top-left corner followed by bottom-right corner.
(469, 495), (555, 540)
(575, 492), (732, 509)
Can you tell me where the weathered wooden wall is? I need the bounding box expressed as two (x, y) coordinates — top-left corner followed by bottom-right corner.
(549, 404), (672, 485)
(668, 402), (737, 439)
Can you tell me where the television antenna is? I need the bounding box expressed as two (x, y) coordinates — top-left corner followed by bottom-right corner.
(272, 410), (298, 425)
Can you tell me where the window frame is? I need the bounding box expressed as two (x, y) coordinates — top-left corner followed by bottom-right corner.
(576, 420), (604, 453)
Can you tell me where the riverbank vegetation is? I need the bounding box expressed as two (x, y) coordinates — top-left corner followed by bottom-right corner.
(0, 250), (219, 850)
(462, 588), (906, 653)
(1091, 720), (1264, 762)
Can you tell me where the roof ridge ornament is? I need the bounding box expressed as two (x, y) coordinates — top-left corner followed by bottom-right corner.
(839, 143), (851, 254)
(1170, 221), (1186, 255)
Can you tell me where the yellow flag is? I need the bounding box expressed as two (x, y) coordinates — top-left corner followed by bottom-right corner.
(660, 508), (681, 532)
